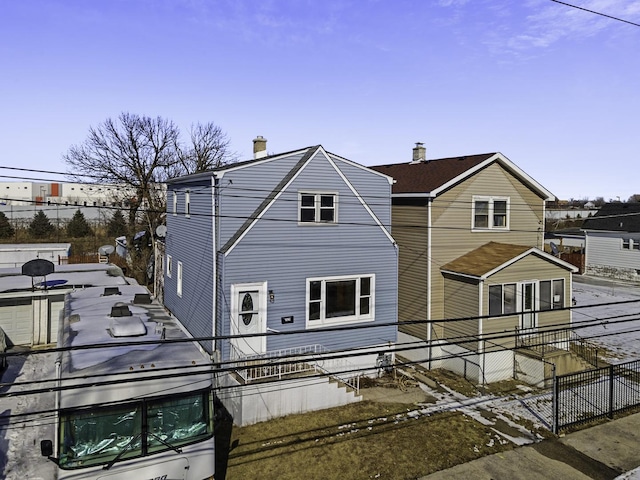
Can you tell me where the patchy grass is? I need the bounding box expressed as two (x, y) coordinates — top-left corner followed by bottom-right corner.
(222, 400), (518, 480)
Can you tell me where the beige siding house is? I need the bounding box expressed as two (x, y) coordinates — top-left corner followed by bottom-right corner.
(371, 144), (578, 384)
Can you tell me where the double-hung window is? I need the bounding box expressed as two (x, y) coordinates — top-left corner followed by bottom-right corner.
(185, 190), (191, 218)
(177, 261), (183, 298)
(172, 191), (177, 216)
(488, 283), (517, 316)
(622, 238), (640, 250)
(539, 279), (564, 310)
(166, 255), (172, 278)
(299, 192), (337, 224)
(307, 275), (374, 327)
(472, 196), (509, 230)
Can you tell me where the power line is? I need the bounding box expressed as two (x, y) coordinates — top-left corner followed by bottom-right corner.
(2, 320), (640, 426)
(549, 0), (640, 28)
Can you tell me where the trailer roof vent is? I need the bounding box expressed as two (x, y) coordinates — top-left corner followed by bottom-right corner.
(110, 304), (132, 317)
(110, 316), (146, 337)
(134, 293), (152, 305)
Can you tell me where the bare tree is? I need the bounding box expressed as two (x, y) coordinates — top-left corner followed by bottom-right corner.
(64, 113), (234, 232)
(174, 122), (234, 175)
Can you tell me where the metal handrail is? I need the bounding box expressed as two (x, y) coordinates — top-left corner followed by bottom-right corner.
(229, 343), (361, 394)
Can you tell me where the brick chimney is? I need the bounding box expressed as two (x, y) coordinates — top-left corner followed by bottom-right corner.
(253, 136), (268, 159)
(411, 142), (426, 164)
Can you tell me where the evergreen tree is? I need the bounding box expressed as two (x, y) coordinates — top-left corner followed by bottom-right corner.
(29, 211), (54, 238)
(107, 210), (128, 238)
(0, 211), (15, 238)
(66, 209), (93, 237)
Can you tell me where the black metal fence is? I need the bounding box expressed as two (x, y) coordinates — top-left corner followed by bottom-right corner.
(553, 359), (640, 433)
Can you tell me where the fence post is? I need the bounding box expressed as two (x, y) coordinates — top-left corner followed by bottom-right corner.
(552, 363), (558, 435)
(609, 364), (615, 419)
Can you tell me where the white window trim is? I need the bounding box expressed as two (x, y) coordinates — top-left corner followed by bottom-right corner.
(298, 191), (338, 225)
(539, 278), (565, 310)
(305, 274), (374, 328)
(185, 190), (191, 218)
(172, 191), (177, 216)
(471, 195), (510, 231)
(488, 282), (517, 316)
(177, 261), (183, 298)
(166, 254), (172, 278)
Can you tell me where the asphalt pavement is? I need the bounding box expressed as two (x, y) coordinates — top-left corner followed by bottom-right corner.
(420, 411), (640, 480)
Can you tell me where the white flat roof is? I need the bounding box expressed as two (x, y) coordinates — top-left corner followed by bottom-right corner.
(59, 285), (212, 408)
(0, 243), (71, 251)
(0, 263), (131, 294)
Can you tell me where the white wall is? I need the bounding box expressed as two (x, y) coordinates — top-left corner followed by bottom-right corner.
(218, 374), (361, 426)
(586, 231), (640, 280)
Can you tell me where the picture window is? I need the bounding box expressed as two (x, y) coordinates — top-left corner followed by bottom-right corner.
(307, 275), (373, 327)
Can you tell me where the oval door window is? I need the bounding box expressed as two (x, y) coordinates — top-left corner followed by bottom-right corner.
(241, 293), (254, 326)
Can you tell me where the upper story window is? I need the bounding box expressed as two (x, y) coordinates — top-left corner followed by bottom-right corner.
(166, 254), (173, 278)
(472, 196), (509, 231)
(185, 190), (191, 218)
(299, 192), (337, 224)
(172, 191), (177, 216)
(306, 274), (374, 327)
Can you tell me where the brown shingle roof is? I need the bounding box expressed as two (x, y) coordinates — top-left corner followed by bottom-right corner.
(370, 153), (496, 194)
(440, 242), (532, 277)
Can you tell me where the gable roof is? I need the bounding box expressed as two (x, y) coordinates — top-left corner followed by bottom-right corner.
(220, 146), (320, 253)
(440, 242), (577, 279)
(221, 145), (396, 255)
(168, 145), (394, 184)
(370, 152), (554, 200)
(581, 202), (640, 233)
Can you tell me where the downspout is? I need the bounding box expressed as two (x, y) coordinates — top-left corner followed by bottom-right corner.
(478, 280), (484, 385)
(427, 198), (432, 368)
(211, 175), (218, 360)
(540, 199), (547, 249)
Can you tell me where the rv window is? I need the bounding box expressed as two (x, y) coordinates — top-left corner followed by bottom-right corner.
(59, 405), (142, 468)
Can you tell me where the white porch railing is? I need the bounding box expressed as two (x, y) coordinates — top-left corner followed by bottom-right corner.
(229, 344), (361, 394)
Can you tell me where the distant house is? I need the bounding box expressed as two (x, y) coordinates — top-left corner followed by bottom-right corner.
(582, 202), (640, 280)
(0, 243), (71, 268)
(164, 139), (398, 425)
(371, 144), (578, 385)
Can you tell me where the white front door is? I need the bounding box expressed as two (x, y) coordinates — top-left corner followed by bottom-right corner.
(230, 282), (267, 358)
(520, 281), (537, 332)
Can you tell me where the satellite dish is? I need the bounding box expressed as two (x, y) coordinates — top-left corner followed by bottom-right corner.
(550, 242), (560, 256)
(155, 225), (167, 238)
(36, 279), (68, 289)
(22, 259), (55, 277)
(98, 245), (115, 256)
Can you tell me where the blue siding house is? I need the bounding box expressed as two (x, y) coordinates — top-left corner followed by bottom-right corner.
(164, 141), (398, 424)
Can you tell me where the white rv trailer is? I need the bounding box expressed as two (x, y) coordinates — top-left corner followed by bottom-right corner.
(41, 285), (215, 480)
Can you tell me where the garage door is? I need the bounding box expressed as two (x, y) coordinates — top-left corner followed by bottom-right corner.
(0, 297), (33, 346)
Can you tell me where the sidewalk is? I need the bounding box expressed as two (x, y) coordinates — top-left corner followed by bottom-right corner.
(420, 411), (640, 480)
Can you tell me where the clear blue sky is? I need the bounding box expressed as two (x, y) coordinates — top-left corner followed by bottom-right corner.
(1, 0), (639, 201)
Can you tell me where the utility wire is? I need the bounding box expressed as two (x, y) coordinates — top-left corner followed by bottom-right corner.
(549, 0), (640, 28)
